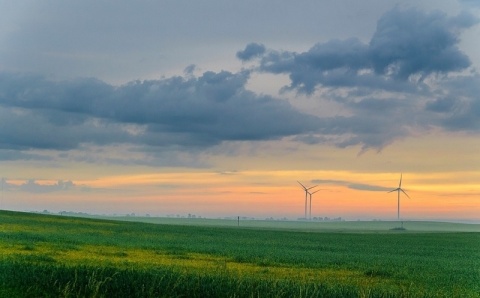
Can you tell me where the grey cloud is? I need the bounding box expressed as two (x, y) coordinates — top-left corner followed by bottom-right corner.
(236, 43), (266, 61)
(0, 149), (52, 161)
(2, 6), (479, 161)
(0, 70), (321, 155)
(236, 7), (480, 150)
(441, 101), (480, 131)
(317, 110), (411, 151)
(255, 8), (478, 92)
(0, 106), (134, 151)
(100, 70), (321, 143)
(311, 179), (391, 192)
(0, 73), (112, 114)
(369, 8), (476, 79)
(280, 38), (371, 93)
(19, 179), (75, 193)
(426, 97), (459, 113)
(311, 179), (346, 185)
(297, 38), (370, 71)
(184, 64), (196, 76)
(426, 74), (480, 132)
(450, 10), (480, 26)
(348, 183), (392, 192)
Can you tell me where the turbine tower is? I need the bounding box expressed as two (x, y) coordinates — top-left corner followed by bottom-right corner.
(388, 173), (410, 220)
(297, 181), (317, 219)
(308, 189), (320, 220)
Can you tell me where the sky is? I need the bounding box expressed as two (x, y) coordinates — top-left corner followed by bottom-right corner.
(1, 0), (479, 221)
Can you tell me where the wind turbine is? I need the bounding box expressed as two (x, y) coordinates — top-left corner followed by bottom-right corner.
(298, 181), (317, 219)
(308, 189), (320, 220)
(388, 173), (410, 222)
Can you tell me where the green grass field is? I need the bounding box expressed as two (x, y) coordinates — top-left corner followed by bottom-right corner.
(1, 210), (479, 297)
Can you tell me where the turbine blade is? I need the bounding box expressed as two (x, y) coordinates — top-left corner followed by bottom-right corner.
(399, 173), (403, 188)
(388, 188), (399, 193)
(400, 188), (410, 199)
(307, 185), (318, 191)
(297, 181), (307, 190)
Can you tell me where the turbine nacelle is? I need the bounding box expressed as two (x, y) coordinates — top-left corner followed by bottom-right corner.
(388, 187), (410, 199)
(297, 181), (317, 191)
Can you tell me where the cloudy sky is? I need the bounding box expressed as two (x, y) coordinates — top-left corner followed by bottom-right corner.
(1, 0), (479, 221)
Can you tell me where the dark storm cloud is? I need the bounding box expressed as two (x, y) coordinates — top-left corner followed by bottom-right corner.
(0, 70), (321, 154)
(254, 8), (478, 92)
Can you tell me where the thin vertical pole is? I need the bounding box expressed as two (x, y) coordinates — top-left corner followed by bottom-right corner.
(397, 190), (400, 220)
(304, 192), (307, 219)
(309, 194), (312, 220)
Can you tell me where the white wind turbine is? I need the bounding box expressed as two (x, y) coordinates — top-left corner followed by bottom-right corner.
(308, 189), (320, 220)
(297, 181), (317, 219)
(388, 174), (410, 223)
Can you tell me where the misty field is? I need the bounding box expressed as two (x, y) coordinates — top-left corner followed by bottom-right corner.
(1, 211), (479, 297)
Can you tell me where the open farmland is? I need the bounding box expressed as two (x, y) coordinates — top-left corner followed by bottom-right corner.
(1, 210), (479, 297)
(94, 215), (480, 232)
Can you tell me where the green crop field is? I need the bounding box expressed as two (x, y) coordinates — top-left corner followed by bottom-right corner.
(1, 210), (479, 297)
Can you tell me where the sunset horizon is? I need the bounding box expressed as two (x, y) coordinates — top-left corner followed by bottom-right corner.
(1, 1), (479, 223)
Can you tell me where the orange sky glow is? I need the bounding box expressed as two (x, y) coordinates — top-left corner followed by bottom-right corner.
(3, 164), (479, 221)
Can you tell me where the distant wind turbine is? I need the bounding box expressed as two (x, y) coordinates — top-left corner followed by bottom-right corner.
(298, 181), (317, 219)
(308, 189), (320, 220)
(388, 174), (410, 221)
